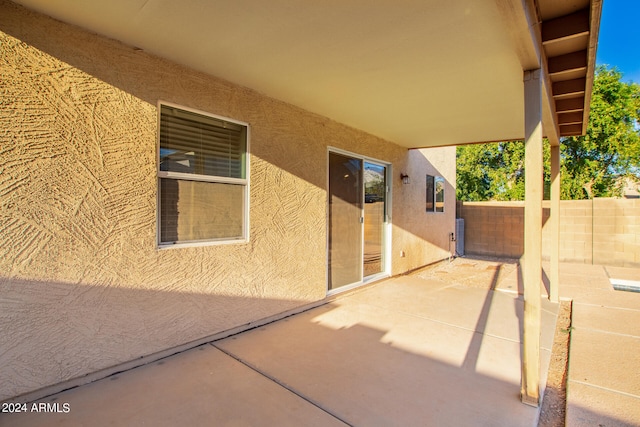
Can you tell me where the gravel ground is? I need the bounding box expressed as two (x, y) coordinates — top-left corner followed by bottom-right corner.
(538, 300), (571, 427)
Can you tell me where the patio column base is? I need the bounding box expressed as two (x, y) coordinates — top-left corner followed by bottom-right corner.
(521, 393), (540, 407)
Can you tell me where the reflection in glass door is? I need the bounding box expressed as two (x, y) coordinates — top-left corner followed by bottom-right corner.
(328, 152), (363, 290)
(329, 152), (388, 292)
(363, 162), (386, 277)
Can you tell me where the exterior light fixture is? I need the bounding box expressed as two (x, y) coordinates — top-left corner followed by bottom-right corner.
(401, 173), (410, 185)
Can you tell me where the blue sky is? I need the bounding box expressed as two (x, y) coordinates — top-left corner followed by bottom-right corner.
(596, 0), (640, 83)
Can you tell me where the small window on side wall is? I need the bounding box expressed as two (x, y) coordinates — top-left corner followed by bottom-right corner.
(426, 175), (445, 213)
(158, 102), (249, 246)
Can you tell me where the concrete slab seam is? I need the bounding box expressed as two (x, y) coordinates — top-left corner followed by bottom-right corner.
(210, 343), (352, 426)
(574, 302), (640, 313)
(573, 326), (640, 339)
(495, 289), (519, 296)
(569, 380), (640, 400)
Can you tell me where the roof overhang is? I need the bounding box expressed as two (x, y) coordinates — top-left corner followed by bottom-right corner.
(497, 0), (602, 146)
(9, 0), (601, 148)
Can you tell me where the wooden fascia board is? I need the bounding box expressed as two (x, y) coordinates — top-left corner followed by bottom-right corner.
(542, 71), (561, 145)
(494, 0), (542, 71)
(494, 0), (560, 144)
(528, 0), (561, 145)
(582, 0), (603, 135)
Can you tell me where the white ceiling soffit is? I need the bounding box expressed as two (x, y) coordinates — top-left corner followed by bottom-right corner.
(10, 0), (598, 148)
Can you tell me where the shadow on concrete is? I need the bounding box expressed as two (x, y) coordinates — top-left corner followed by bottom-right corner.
(2, 289), (537, 426)
(3, 263), (632, 426)
(542, 269), (551, 298)
(214, 305), (535, 427)
(0, 275), (310, 402)
(462, 265), (502, 371)
(567, 399), (640, 427)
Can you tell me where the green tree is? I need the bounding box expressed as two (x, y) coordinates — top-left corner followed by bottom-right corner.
(456, 143), (494, 201)
(456, 66), (640, 201)
(456, 140), (551, 201)
(560, 66), (640, 199)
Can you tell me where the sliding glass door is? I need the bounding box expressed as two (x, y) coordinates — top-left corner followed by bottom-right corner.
(328, 152), (363, 290)
(328, 151), (388, 292)
(363, 162), (386, 277)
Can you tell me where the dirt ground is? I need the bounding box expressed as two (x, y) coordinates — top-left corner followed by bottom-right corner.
(538, 300), (571, 427)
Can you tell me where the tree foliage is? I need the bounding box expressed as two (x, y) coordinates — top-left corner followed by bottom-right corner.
(456, 140), (550, 201)
(560, 66), (640, 198)
(456, 66), (640, 201)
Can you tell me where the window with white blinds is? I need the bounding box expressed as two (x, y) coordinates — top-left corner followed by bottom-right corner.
(158, 102), (249, 246)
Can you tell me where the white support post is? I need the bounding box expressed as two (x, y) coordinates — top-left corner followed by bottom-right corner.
(521, 69), (543, 407)
(550, 144), (560, 303)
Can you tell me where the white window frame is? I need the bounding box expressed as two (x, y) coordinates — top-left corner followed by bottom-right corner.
(157, 101), (250, 248)
(426, 174), (445, 213)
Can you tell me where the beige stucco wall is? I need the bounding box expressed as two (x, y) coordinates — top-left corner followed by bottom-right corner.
(392, 148), (457, 273)
(0, 0), (455, 400)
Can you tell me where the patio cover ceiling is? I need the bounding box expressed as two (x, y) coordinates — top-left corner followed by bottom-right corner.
(12, 0), (601, 148)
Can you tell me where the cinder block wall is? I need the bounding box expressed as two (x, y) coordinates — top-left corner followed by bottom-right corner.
(459, 202), (525, 258)
(554, 200), (593, 263)
(591, 198), (640, 266)
(459, 199), (640, 267)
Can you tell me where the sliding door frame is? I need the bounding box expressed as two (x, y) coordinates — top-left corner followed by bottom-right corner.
(326, 147), (392, 295)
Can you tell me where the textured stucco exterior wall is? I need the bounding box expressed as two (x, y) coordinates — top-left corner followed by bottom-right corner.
(391, 148), (457, 273)
(0, 0), (455, 400)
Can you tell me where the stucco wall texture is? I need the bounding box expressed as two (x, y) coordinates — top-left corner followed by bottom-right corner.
(0, 0), (455, 400)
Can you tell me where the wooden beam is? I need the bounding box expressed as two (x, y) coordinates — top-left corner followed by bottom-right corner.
(560, 123), (584, 135)
(582, 0), (604, 135)
(542, 8), (590, 44)
(553, 78), (587, 98)
(495, 0), (560, 143)
(558, 111), (584, 125)
(556, 97), (585, 113)
(521, 69), (543, 407)
(494, 0), (542, 70)
(542, 72), (561, 144)
(548, 50), (588, 75)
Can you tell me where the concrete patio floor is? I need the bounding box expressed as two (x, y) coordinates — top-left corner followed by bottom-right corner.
(559, 263), (640, 427)
(1, 257), (638, 426)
